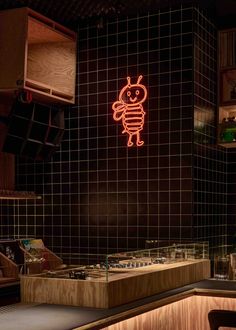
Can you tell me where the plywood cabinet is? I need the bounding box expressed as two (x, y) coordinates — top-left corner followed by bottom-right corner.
(218, 28), (236, 146)
(21, 260), (210, 308)
(0, 240), (24, 284)
(0, 7), (76, 104)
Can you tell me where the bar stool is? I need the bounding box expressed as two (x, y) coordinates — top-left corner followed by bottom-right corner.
(208, 310), (236, 329)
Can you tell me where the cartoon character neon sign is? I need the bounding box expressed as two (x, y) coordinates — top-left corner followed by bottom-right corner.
(112, 75), (147, 147)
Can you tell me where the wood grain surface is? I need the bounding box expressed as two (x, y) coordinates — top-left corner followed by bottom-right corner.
(27, 41), (76, 96)
(21, 276), (108, 308)
(0, 252), (18, 278)
(100, 295), (236, 330)
(106, 260), (210, 308)
(0, 7), (76, 104)
(21, 260), (210, 308)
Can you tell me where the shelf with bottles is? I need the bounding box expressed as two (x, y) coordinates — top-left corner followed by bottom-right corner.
(218, 105), (236, 147)
(218, 28), (236, 147)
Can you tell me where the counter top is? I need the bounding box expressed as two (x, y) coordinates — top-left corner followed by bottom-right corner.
(0, 279), (236, 330)
(77, 279), (236, 330)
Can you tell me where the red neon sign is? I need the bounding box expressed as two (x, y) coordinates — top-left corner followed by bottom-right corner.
(112, 75), (147, 147)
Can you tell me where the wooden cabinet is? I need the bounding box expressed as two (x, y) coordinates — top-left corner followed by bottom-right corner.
(0, 239), (63, 285)
(0, 7), (76, 105)
(0, 240), (24, 284)
(19, 239), (63, 274)
(218, 29), (236, 146)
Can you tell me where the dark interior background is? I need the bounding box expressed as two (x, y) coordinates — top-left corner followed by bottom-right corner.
(0, 0), (235, 29)
(0, 0), (235, 261)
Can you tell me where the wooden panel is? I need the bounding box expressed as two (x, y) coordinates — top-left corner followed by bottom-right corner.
(0, 8), (27, 90)
(0, 252), (18, 278)
(27, 8), (76, 40)
(44, 247), (63, 270)
(0, 277), (19, 285)
(20, 246), (63, 274)
(27, 41), (76, 96)
(21, 276), (108, 308)
(21, 260), (210, 308)
(101, 297), (191, 330)
(24, 81), (74, 104)
(190, 295), (236, 330)
(107, 260), (210, 307)
(28, 17), (72, 44)
(100, 295), (236, 330)
(0, 153), (15, 190)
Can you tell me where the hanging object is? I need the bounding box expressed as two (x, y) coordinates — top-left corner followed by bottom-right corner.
(112, 75), (147, 147)
(16, 89), (33, 104)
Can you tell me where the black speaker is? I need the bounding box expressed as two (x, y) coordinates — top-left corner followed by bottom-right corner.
(2, 100), (64, 160)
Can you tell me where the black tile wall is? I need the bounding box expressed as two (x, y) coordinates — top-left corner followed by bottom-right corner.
(192, 9), (228, 254)
(73, 5), (196, 255)
(0, 5), (231, 259)
(227, 149), (236, 251)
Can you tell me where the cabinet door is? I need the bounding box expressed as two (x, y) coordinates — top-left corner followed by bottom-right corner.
(0, 8), (27, 91)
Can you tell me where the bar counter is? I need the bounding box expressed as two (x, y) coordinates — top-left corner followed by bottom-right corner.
(0, 279), (236, 329)
(77, 279), (236, 330)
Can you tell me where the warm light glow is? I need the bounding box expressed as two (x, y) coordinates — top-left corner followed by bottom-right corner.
(112, 75), (147, 147)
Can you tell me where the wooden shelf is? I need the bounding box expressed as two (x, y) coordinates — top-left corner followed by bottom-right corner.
(218, 28), (236, 147)
(0, 7), (76, 105)
(218, 142), (236, 148)
(25, 79), (74, 103)
(0, 190), (41, 200)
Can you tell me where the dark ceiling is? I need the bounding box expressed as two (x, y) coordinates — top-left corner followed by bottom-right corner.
(0, 0), (235, 29)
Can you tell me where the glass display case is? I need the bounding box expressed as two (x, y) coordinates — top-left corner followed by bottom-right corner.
(31, 241), (209, 282)
(20, 241), (210, 308)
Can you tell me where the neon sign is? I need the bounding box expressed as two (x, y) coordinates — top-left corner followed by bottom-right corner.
(112, 75), (147, 147)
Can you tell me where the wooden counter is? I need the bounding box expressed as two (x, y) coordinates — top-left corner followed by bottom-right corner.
(0, 279), (236, 329)
(68, 279), (236, 330)
(21, 259), (210, 308)
(84, 284), (236, 330)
